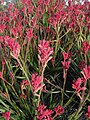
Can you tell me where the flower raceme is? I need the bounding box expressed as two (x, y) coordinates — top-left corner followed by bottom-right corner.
(38, 40), (53, 67)
(26, 28), (33, 41)
(72, 78), (86, 93)
(72, 65), (90, 99)
(81, 66), (90, 80)
(37, 102), (53, 120)
(37, 102), (64, 120)
(61, 52), (71, 70)
(31, 73), (45, 94)
(81, 41), (90, 55)
(78, 60), (86, 70)
(0, 36), (20, 58)
(53, 105), (64, 118)
(72, 78), (86, 99)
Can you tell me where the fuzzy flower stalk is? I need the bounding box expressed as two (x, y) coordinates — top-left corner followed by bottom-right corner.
(61, 51), (71, 105)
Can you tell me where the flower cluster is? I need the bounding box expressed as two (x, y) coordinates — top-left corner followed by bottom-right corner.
(37, 102), (53, 120)
(38, 40), (53, 67)
(72, 65), (90, 99)
(81, 66), (90, 80)
(81, 41), (90, 55)
(61, 51), (71, 70)
(0, 0), (90, 119)
(31, 73), (45, 94)
(0, 36), (20, 58)
(72, 78), (86, 99)
(54, 105), (64, 118)
(37, 102), (64, 120)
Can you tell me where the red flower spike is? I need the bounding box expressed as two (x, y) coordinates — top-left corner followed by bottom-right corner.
(0, 24), (6, 33)
(37, 102), (53, 120)
(62, 52), (69, 61)
(11, 27), (18, 37)
(2, 36), (20, 58)
(61, 51), (71, 70)
(81, 41), (90, 54)
(61, 60), (70, 70)
(38, 40), (53, 67)
(86, 106), (90, 119)
(31, 73), (45, 93)
(81, 66), (90, 80)
(78, 60), (86, 70)
(72, 78), (86, 93)
(26, 28), (33, 41)
(2, 111), (10, 120)
(54, 105), (64, 117)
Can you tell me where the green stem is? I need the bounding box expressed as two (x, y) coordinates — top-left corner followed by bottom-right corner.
(55, 30), (59, 57)
(17, 57), (32, 89)
(74, 92), (90, 120)
(81, 53), (87, 103)
(25, 40), (31, 63)
(61, 69), (67, 106)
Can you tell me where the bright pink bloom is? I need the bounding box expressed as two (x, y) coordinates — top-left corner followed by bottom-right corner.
(11, 27), (18, 37)
(37, 102), (53, 120)
(86, 106), (90, 119)
(61, 60), (70, 70)
(38, 40), (53, 67)
(62, 52), (69, 61)
(31, 73), (44, 93)
(2, 36), (20, 58)
(81, 66), (90, 80)
(26, 28), (33, 41)
(61, 52), (71, 70)
(0, 24), (6, 33)
(54, 105), (64, 117)
(17, 25), (22, 36)
(78, 60), (86, 70)
(81, 41), (90, 54)
(72, 78), (86, 93)
(2, 111), (10, 120)
(12, 42), (20, 58)
(62, 52), (72, 61)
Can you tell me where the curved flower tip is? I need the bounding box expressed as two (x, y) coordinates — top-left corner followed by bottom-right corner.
(2, 111), (10, 120)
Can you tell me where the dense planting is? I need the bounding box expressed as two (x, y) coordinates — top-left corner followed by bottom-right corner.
(0, 0), (90, 119)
